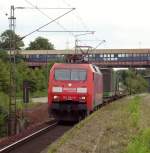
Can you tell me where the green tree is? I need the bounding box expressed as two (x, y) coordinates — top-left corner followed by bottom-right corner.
(0, 50), (9, 62)
(0, 60), (9, 93)
(0, 92), (9, 137)
(125, 70), (148, 94)
(16, 62), (31, 93)
(34, 68), (46, 90)
(0, 30), (24, 50)
(26, 36), (54, 50)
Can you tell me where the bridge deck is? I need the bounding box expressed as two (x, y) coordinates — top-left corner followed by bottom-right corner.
(18, 48), (150, 55)
(15, 49), (150, 68)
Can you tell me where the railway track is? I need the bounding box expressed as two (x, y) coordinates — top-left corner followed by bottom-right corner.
(0, 121), (73, 153)
(0, 94), (126, 153)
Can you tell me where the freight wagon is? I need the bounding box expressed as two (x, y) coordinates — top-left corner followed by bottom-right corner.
(100, 68), (119, 98)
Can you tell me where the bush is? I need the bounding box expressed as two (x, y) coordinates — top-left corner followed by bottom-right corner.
(125, 70), (148, 94)
(0, 92), (9, 137)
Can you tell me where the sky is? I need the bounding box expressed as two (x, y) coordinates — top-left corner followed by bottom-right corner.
(0, 0), (150, 49)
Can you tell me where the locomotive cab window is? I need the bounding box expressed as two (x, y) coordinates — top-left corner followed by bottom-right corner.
(54, 69), (87, 81)
(71, 70), (86, 81)
(55, 69), (70, 80)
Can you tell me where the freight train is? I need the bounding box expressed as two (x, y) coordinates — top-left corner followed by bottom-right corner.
(48, 63), (120, 121)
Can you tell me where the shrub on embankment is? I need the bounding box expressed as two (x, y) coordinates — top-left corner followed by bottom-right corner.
(0, 92), (9, 137)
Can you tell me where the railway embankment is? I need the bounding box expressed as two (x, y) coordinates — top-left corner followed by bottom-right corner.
(45, 94), (150, 153)
(0, 102), (49, 148)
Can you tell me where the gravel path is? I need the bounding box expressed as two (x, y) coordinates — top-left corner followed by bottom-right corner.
(32, 97), (47, 103)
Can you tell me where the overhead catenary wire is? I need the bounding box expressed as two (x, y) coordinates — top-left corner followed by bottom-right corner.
(24, 0), (93, 39)
(62, 0), (90, 31)
(21, 8), (75, 40)
(61, 0), (106, 49)
(93, 40), (106, 49)
(37, 30), (94, 33)
(23, 0), (105, 49)
(28, 7), (75, 9)
(23, 0), (75, 37)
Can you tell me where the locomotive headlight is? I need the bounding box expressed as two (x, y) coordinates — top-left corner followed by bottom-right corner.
(81, 96), (86, 100)
(77, 88), (87, 93)
(53, 95), (60, 101)
(52, 87), (62, 93)
(53, 95), (59, 99)
(79, 96), (86, 102)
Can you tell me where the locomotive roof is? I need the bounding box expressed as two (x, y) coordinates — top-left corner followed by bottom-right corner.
(53, 63), (92, 68)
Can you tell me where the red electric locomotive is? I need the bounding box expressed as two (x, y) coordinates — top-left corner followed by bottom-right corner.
(48, 63), (103, 121)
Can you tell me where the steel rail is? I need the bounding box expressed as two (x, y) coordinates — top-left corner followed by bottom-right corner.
(0, 121), (58, 153)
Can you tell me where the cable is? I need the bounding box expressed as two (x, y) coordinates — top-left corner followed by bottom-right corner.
(61, 0), (106, 49)
(23, 0), (106, 49)
(23, 0), (75, 37)
(61, 0), (104, 48)
(94, 40), (106, 49)
(38, 30), (94, 33)
(21, 8), (75, 39)
(62, 0), (89, 31)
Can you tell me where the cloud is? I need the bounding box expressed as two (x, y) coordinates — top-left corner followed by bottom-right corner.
(0, 0), (150, 49)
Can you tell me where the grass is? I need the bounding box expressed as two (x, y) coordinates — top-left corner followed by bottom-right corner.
(128, 96), (141, 127)
(125, 129), (150, 153)
(125, 95), (150, 153)
(47, 97), (132, 153)
(46, 94), (150, 153)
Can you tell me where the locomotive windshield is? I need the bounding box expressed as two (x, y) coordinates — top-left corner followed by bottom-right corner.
(55, 69), (87, 81)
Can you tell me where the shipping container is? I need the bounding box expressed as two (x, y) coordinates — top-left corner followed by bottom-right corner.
(100, 68), (117, 98)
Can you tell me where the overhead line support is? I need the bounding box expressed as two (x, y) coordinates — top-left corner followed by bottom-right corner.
(8, 5), (17, 136)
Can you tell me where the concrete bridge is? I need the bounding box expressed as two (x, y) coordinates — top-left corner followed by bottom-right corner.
(19, 49), (150, 68)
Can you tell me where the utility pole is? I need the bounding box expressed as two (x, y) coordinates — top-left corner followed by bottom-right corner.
(8, 5), (17, 135)
(6, 6), (75, 135)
